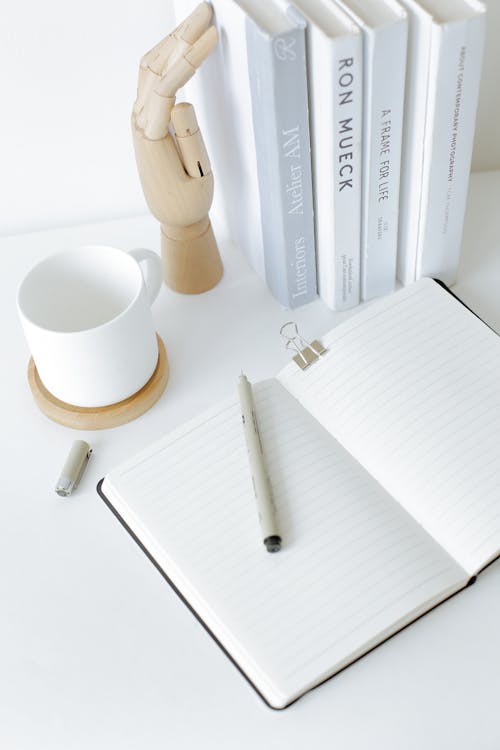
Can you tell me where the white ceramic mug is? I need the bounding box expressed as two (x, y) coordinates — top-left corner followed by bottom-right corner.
(17, 245), (163, 407)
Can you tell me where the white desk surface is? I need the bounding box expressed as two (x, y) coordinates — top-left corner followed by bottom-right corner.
(2, 171), (500, 749)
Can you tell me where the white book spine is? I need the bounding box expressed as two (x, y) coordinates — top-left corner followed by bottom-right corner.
(312, 32), (362, 310)
(332, 35), (363, 310)
(396, 2), (433, 285)
(360, 18), (408, 301)
(416, 12), (486, 284)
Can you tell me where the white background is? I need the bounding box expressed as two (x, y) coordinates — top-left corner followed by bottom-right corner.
(0, 0), (175, 236)
(0, 0), (498, 237)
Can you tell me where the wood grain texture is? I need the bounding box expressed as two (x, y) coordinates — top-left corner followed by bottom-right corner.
(161, 219), (223, 293)
(27, 334), (169, 430)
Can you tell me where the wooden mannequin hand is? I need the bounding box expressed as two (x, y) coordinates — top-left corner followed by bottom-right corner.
(131, 2), (223, 293)
(132, 2), (217, 228)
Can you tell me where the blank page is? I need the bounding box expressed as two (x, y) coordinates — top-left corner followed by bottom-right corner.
(103, 377), (465, 708)
(279, 279), (500, 575)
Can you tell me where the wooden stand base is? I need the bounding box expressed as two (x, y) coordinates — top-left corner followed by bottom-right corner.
(161, 218), (223, 294)
(27, 335), (169, 430)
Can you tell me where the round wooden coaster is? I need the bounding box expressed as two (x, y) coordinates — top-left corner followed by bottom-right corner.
(27, 334), (169, 430)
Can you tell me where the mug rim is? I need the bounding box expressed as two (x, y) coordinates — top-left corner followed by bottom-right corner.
(17, 245), (144, 335)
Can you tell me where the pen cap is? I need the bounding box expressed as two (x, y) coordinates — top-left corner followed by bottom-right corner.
(55, 440), (92, 497)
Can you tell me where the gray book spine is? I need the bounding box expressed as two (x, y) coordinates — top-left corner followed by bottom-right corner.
(245, 19), (317, 308)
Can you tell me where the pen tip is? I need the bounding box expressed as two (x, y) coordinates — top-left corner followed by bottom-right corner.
(264, 536), (282, 553)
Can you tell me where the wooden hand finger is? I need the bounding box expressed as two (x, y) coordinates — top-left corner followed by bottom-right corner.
(173, 2), (213, 46)
(140, 33), (176, 73)
(134, 5), (214, 122)
(166, 1), (213, 71)
(155, 26), (218, 99)
(134, 35), (175, 115)
(142, 2), (212, 81)
(134, 66), (160, 118)
(171, 103), (211, 178)
(142, 92), (176, 140)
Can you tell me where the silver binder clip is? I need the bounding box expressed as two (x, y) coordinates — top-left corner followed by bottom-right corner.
(55, 440), (92, 497)
(280, 322), (327, 370)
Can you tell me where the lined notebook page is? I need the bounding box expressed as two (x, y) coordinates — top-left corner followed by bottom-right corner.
(103, 377), (465, 708)
(279, 279), (500, 576)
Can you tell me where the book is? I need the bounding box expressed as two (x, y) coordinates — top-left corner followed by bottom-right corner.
(174, 0), (317, 308)
(293, 0), (363, 311)
(397, 0), (486, 286)
(242, 0), (317, 308)
(98, 278), (500, 709)
(334, 0), (408, 301)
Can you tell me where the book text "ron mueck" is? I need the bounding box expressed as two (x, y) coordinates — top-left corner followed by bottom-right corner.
(337, 57), (356, 192)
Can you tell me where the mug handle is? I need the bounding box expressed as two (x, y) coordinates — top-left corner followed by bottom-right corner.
(127, 248), (163, 305)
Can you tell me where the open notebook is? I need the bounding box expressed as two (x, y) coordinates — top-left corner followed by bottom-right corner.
(98, 279), (500, 709)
